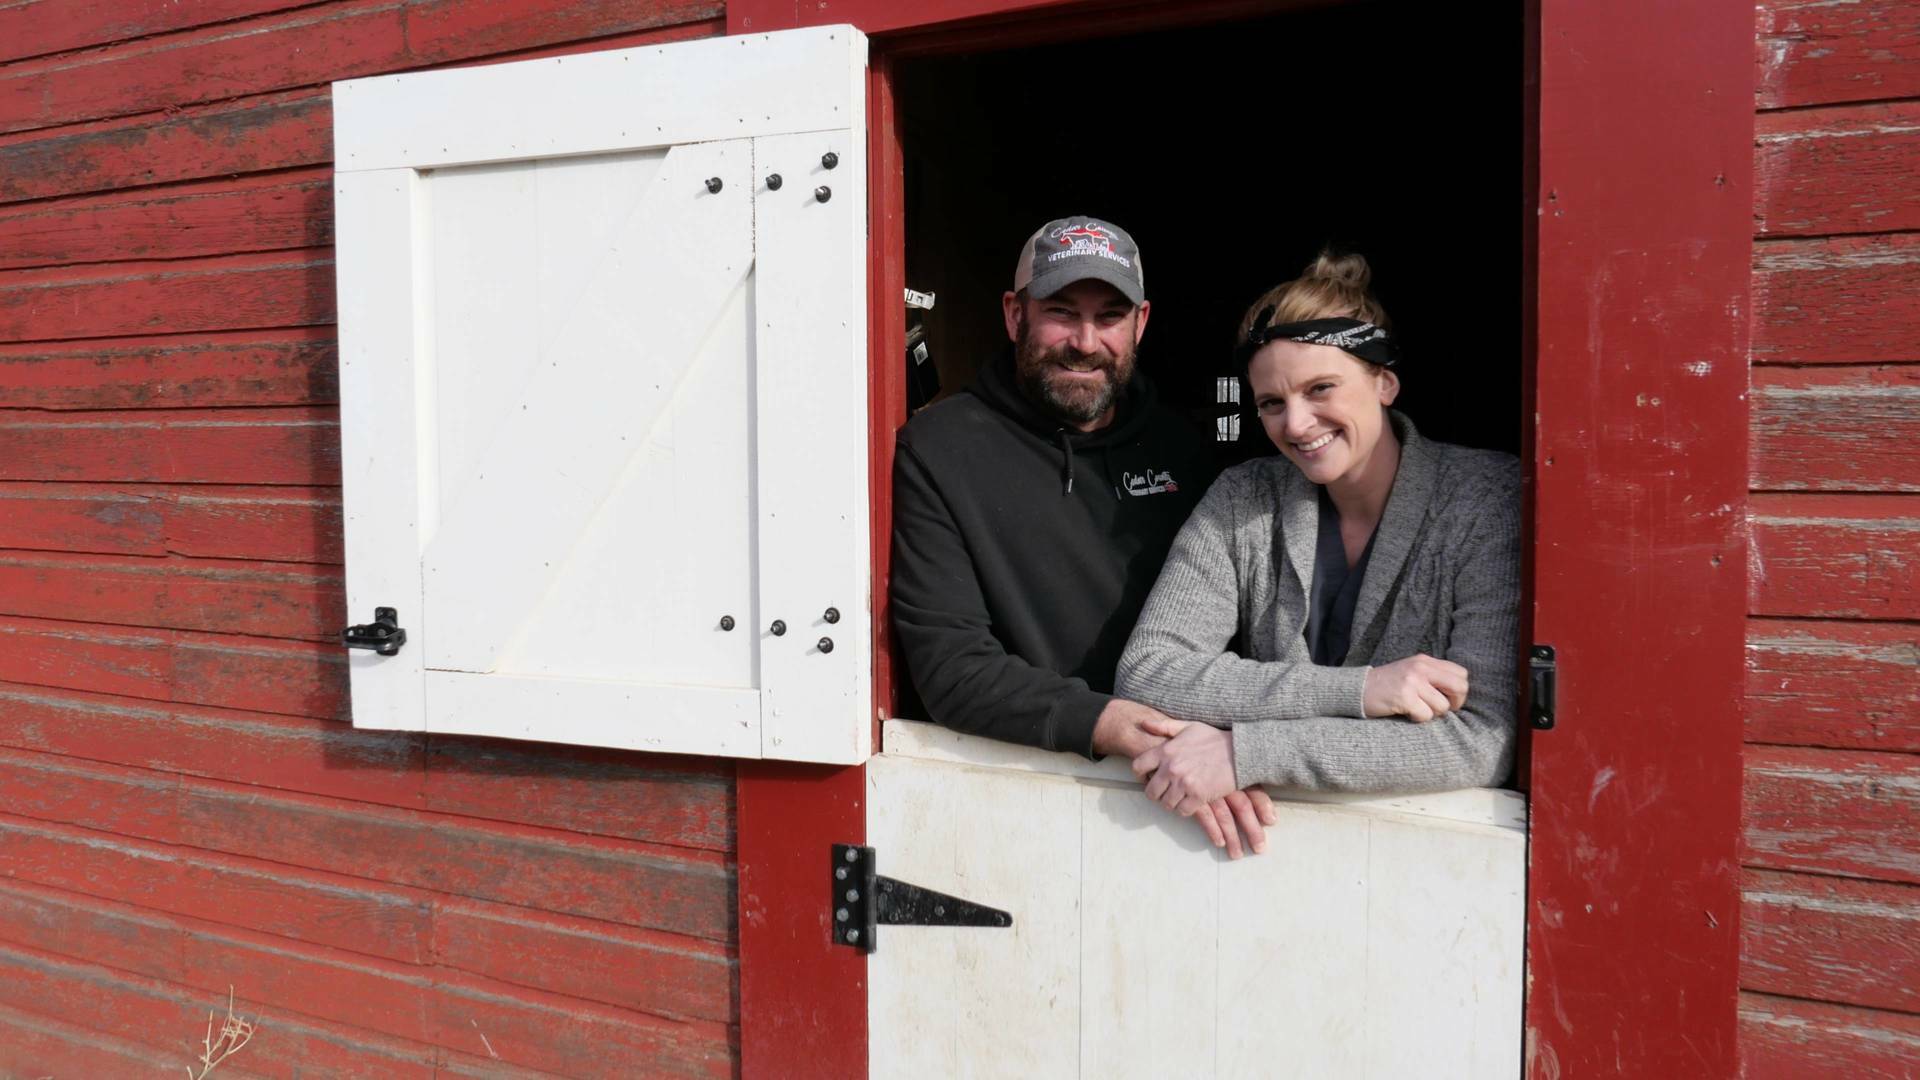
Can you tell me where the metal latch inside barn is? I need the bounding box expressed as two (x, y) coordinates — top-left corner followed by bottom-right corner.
(831, 844), (1012, 953)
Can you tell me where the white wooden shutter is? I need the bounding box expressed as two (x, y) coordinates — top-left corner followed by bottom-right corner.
(332, 28), (871, 764)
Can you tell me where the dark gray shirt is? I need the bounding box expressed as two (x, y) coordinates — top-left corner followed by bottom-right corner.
(1305, 486), (1377, 666)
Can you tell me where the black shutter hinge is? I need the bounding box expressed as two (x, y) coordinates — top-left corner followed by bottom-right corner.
(831, 843), (1012, 953)
(1529, 644), (1556, 730)
(343, 607), (408, 656)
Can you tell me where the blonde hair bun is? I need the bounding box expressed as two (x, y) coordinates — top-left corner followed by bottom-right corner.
(1304, 250), (1373, 290)
(1237, 245), (1392, 345)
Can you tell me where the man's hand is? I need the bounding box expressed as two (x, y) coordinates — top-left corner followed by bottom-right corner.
(1362, 654), (1470, 723)
(1131, 718), (1239, 816)
(1090, 698), (1174, 758)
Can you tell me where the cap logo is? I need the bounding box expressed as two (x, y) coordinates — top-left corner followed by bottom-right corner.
(1047, 223), (1132, 269)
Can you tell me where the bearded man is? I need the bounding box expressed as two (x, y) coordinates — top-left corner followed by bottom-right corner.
(891, 216), (1274, 856)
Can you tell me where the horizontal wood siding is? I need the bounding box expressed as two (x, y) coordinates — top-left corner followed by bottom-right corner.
(1744, 6), (1920, 1073)
(0, 2), (737, 1075)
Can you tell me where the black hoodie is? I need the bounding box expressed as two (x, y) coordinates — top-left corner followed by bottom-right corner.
(890, 350), (1216, 756)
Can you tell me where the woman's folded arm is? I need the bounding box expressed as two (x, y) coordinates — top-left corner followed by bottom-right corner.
(1117, 472), (1370, 724)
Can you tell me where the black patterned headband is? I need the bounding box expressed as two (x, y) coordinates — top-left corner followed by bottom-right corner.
(1236, 307), (1400, 370)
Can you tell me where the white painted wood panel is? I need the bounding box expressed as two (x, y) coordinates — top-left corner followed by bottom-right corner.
(333, 29), (868, 172)
(335, 168), (430, 732)
(333, 28), (872, 762)
(866, 753), (1082, 1079)
(425, 672), (759, 757)
(869, 720), (1525, 1080)
(421, 138), (754, 677)
(753, 127), (870, 764)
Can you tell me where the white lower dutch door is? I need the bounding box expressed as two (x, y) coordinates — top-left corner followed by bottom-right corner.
(331, 28), (873, 764)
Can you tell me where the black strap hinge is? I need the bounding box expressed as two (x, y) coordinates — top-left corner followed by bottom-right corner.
(1530, 644), (1556, 730)
(831, 843), (1011, 953)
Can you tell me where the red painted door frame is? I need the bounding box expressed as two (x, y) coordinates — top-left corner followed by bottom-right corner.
(1524, 0), (1752, 1075)
(734, 2), (1754, 1077)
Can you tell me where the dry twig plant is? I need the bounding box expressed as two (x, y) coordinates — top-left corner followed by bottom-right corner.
(186, 987), (255, 1079)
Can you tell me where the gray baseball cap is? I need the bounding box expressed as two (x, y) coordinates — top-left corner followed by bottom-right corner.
(1012, 216), (1145, 304)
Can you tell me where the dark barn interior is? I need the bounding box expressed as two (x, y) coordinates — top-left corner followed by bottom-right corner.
(896, 0), (1523, 467)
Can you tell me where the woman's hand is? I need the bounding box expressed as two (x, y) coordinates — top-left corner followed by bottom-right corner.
(1363, 654), (1469, 723)
(1132, 718), (1240, 815)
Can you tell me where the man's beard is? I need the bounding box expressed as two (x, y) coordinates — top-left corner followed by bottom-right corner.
(1012, 313), (1137, 426)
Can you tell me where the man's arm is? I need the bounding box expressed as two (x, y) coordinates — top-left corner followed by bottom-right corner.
(891, 441), (1111, 756)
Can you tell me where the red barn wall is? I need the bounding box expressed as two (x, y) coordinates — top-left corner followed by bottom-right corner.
(0, 3), (740, 1076)
(1742, 1), (1920, 1075)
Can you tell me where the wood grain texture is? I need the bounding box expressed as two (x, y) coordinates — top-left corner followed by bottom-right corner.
(0, 406), (339, 485)
(1749, 494), (1918, 619)
(0, 251), (335, 343)
(0, 482), (341, 561)
(0, 680), (731, 849)
(0, 0), (320, 65)
(1752, 234), (1920, 364)
(0, 812), (731, 1024)
(0, 0), (724, 137)
(0, 995), (178, 1077)
(1756, 102), (1920, 237)
(1742, 868), (1920, 1013)
(1751, 366), (1920, 491)
(0, 331), (337, 409)
(1748, 618), (1920, 752)
(0, 938), (510, 1078)
(0, 550), (344, 639)
(0, 879), (733, 1078)
(1756, 0), (1920, 110)
(1744, 745), (1920, 885)
(1739, 992), (1920, 1079)
(0, 681), (426, 807)
(0, 743), (734, 940)
(433, 897), (735, 1023)
(0, 615), (348, 718)
(0, 170), (333, 270)
(0, 90), (332, 206)
(0, 810), (433, 964)
(423, 735), (733, 850)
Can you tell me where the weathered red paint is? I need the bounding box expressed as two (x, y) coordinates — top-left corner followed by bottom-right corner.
(0, 170), (334, 271)
(1755, 102), (1920, 238)
(1749, 494), (1918, 619)
(1752, 367), (1920, 491)
(0, 331), (338, 410)
(1746, 617), (1919, 753)
(0, 3), (746, 1072)
(0, 251), (337, 342)
(0, 0), (318, 65)
(0, 482), (343, 562)
(0, 551), (344, 638)
(1756, 0), (1920, 110)
(0, 0), (722, 137)
(1743, 745), (1920, 885)
(0, 616), (349, 718)
(1741, 868), (1920, 1014)
(1752, 233), (1920, 364)
(1739, 992), (1920, 1078)
(1527, 0), (1752, 1075)
(0, 91), (334, 206)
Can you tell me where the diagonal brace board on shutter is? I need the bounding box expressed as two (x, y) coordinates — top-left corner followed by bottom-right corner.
(422, 138), (753, 674)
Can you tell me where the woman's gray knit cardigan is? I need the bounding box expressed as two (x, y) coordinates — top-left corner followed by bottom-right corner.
(1115, 411), (1522, 794)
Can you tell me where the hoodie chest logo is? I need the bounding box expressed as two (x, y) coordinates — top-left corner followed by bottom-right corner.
(1120, 469), (1181, 497)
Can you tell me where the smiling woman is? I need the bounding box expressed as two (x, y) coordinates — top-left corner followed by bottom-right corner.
(1115, 249), (1523, 802)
